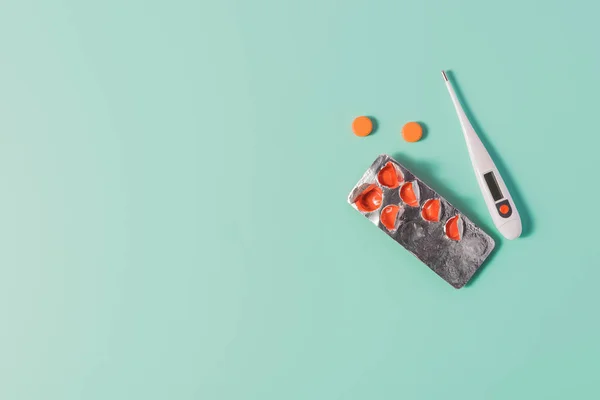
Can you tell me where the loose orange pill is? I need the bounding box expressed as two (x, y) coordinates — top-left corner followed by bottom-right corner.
(352, 116), (373, 137)
(402, 121), (423, 142)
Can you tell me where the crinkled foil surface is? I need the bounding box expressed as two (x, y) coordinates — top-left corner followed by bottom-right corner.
(348, 154), (495, 288)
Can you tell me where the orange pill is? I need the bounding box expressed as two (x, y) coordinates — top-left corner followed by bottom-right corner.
(352, 116), (373, 137)
(377, 162), (404, 189)
(421, 199), (441, 222)
(380, 204), (401, 232)
(402, 121), (423, 142)
(399, 181), (420, 207)
(354, 184), (383, 212)
(445, 215), (463, 241)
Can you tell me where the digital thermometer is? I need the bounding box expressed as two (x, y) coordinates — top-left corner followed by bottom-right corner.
(442, 70), (522, 240)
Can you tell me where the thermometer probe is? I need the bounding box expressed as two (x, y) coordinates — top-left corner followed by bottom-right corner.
(441, 70), (522, 240)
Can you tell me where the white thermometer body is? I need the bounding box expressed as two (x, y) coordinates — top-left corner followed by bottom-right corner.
(442, 71), (521, 240)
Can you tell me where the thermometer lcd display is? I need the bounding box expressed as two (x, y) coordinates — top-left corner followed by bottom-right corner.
(484, 172), (503, 201)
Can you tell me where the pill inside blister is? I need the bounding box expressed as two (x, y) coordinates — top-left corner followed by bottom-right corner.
(421, 199), (441, 222)
(354, 184), (383, 212)
(377, 162), (404, 189)
(380, 204), (403, 232)
(445, 215), (463, 241)
(399, 181), (420, 207)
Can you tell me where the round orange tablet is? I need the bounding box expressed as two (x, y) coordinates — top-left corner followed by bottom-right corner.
(402, 122), (423, 142)
(352, 116), (373, 137)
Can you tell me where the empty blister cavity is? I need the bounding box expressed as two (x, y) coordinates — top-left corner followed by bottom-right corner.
(380, 204), (403, 232)
(399, 221), (426, 243)
(399, 181), (420, 207)
(377, 162), (404, 189)
(460, 237), (488, 257)
(421, 199), (441, 222)
(354, 184), (383, 213)
(445, 215), (463, 241)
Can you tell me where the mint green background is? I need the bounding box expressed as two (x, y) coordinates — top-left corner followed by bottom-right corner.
(0, 0), (597, 399)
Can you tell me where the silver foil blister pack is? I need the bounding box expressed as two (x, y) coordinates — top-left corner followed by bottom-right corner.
(348, 154), (495, 288)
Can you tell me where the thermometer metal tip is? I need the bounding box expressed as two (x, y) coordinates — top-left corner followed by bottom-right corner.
(441, 70), (448, 81)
